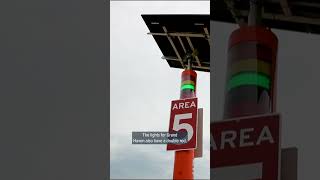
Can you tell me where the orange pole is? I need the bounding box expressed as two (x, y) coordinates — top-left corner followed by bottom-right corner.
(173, 69), (197, 180)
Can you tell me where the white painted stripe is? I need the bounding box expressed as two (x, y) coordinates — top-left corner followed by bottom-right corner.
(211, 163), (263, 180)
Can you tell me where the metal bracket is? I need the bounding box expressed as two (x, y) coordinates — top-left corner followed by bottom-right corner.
(183, 49), (199, 70)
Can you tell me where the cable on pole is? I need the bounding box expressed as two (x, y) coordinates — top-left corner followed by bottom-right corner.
(224, 0), (246, 26)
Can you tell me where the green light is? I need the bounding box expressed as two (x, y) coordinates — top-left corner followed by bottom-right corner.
(227, 73), (270, 91)
(181, 84), (195, 91)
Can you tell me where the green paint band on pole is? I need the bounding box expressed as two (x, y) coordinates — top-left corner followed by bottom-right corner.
(227, 73), (270, 91)
(181, 84), (195, 91)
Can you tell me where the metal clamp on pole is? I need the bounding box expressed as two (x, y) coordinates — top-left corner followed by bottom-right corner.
(183, 53), (193, 70)
(183, 50), (199, 70)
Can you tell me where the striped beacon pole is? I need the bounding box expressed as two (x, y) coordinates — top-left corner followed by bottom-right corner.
(224, 0), (278, 119)
(173, 54), (197, 180)
(223, 25), (278, 119)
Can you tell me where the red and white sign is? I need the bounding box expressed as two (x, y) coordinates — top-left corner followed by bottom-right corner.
(210, 113), (281, 180)
(167, 98), (198, 151)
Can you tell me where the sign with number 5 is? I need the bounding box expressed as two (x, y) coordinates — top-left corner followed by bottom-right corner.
(167, 98), (198, 151)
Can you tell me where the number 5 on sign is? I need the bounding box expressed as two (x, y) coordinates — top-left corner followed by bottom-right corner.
(173, 113), (193, 141)
(167, 98), (198, 151)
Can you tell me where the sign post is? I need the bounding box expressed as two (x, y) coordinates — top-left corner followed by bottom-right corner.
(172, 69), (197, 180)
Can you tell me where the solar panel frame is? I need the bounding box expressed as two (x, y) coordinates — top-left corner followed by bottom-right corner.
(211, 0), (320, 35)
(142, 14), (210, 72)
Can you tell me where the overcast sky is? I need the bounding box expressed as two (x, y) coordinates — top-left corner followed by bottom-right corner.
(110, 1), (210, 179)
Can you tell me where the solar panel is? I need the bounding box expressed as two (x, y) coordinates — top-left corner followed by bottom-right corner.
(211, 0), (320, 34)
(142, 15), (210, 72)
